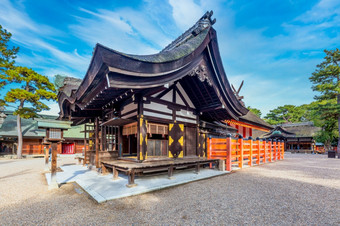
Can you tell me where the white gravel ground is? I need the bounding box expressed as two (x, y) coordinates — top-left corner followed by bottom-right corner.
(0, 153), (339, 225)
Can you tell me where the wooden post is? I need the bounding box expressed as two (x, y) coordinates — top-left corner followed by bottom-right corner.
(113, 166), (119, 180)
(208, 137), (212, 168)
(272, 139), (276, 162)
(239, 135), (243, 169)
(168, 165), (174, 179)
(95, 117), (100, 168)
(101, 163), (108, 175)
(263, 139), (267, 164)
(256, 138), (260, 165)
(118, 126), (123, 157)
(226, 134), (232, 171)
(137, 116), (141, 161)
(84, 124), (87, 166)
(126, 169), (137, 187)
(195, 163), (200, 174)
(269, 139), (272, 162)
(282, 141), (285, 159)
(49, 142), (58, 189)
(140, 116), (148, 160)
(249, 137), (253, 166)
(274, 139), (277, 161)
(44, 145), (49, 172)
(278, 140), (281, 160)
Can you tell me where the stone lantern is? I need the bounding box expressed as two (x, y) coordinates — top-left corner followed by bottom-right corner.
(37, 119), (71, 189)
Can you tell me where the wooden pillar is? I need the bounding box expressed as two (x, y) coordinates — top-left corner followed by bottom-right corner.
(269, 139), (272, 162)
(140, 116), (148, 160)
(256, 138), (260, 165)
(226, 135), (232, 171)
(95, 117), (100, 168)
(118, 126), (123, 157)
(49, 142), (58, 189)
(84, 124), (87, 165)
(74, 141), (77, 154)
(208, 137), (212, 168)
(239, 135), (243, 169)
(249, 137), (253, 166)
(137, 116), (141, 161)
(263, 139), (267, 164)
(277, 140), (281, 160)
(282, 141), (285, 159)
(44, 145), (49, 171)
(272, 139), (276, 162)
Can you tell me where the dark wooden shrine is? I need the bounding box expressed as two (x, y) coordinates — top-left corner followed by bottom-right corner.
(58, 11), (255, 185)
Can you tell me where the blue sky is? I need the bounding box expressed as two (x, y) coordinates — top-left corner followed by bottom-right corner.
(0, 0), (339, 116)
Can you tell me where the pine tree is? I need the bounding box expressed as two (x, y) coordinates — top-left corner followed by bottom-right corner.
(4, 66), (57, 158)
(0, 25), (19, 106)
(247, 106), (262, 118)
(264, 105), (309, 125)
(309, 48), (340, 156)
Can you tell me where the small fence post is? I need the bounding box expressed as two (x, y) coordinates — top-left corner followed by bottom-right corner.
(208, 137), (212, 168)
(256, 138), (260, 165)
(249, 136), (253, 166)
(226, 134), (232, 171)
(239, 135), (243, 169)
(263, 139), (267, 164)
(269, 139), (272, 162)
(273, 139), (277, 161)
(282, 141), (285, 159)
(278, 139), (281, 160)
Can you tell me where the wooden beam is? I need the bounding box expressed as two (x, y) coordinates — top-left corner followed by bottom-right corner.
(199, 103), (222, 112)
(147, 96), (196, 112)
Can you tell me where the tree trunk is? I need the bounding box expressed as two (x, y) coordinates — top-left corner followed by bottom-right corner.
(17, 114), (23, 158)
(338, 117), (340, 157)
(338, 94), (340, 158)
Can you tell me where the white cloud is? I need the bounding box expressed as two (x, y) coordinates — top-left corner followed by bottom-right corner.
(0, 0), (90, 78)
(169, 0), (204, 31)
(40, 102), (60, 116)
(70, 6), (173, 55)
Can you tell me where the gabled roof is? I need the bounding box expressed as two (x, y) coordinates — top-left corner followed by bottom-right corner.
(261, 122), (320, 138)
(280, 122), (320, 137)
(238, 111), (273, 131)
(58, 11), (251, 124)
(0, 112), (84, 139)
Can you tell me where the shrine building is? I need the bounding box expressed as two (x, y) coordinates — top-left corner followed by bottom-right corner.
(58, 11), (272, 168)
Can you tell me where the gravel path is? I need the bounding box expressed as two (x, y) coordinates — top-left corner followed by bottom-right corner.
(0, 153), (339, 225)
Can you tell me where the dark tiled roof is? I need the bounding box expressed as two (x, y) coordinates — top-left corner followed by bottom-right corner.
(57, 77), (82, 97)
(261, 122), (320, 138)
(0, 113), (84, 139)
(96, 12), (212, 63)
(239, 111), (273, 130)
(281, 123), (320, 137)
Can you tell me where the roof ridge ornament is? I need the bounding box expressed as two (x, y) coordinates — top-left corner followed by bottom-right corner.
(189, 64), (212, 86)
(161, 10), (216, 52)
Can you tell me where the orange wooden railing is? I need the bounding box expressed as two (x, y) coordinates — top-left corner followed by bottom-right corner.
(208, 135), (285, 171)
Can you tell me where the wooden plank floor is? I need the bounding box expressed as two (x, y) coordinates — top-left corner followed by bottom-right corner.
(102, 157), (214, 169)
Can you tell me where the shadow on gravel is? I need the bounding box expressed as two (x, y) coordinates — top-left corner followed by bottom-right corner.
(0, 161), (14, 165)
(0, 170), (33, 180)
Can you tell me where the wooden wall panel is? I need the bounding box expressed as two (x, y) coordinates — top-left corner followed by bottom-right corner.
(22, 139), (43, 155)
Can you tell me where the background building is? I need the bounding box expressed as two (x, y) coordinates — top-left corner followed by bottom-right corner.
(0, 111), (84, 155)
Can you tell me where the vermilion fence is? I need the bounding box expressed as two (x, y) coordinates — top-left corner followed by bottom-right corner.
(207, 135), (285, 171)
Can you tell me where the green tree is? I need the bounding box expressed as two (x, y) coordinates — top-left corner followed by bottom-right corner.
(264, 104), (309, 125)
(247, 106), (262, 118)
(0, 25), (19, 106)
(309, 48), (340, 155)
(4, 67), (57, 158)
